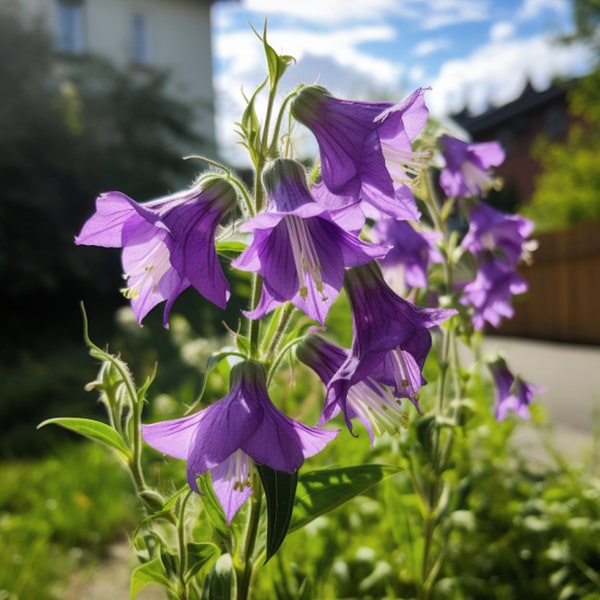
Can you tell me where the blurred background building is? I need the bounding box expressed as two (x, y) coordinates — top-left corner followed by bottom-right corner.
(15, 0), (220, 146)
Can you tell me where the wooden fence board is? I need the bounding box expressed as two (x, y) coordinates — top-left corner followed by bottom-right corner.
(495, 219), (600, 344)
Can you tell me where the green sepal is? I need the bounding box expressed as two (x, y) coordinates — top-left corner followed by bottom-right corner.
(290, 464), (402, 532)
(257, 465), (298, 563)
(37, 417), (131, 461)
(129, 556), (175, 600)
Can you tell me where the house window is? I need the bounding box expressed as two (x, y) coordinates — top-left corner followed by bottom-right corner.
(56, 1), (85, 54)
(131, 13), (151, 66)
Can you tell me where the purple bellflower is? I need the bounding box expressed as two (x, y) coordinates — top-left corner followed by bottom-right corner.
(488, 356), (544, 421)
(291, 85), (429, 220)
(460, 254), (528, 331)
(370, 218), (442, 290)
(75, 177), (237, 326)
(322, 263), (456, 430)
(142, 360), (338, 524)
(232, 159), (387, 325)
(461, 201), (534, 268)
(297, 334), (408, 446)
(439, 134), (505, 198)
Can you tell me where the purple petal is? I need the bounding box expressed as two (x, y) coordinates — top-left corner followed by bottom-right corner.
(210, 451), (255, 524)
(141, 411), (205, 460)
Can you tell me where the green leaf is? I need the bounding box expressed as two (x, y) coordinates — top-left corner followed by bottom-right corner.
(201, 553), (233, 600)
(37, 417), (131, 459)
(259, 21), (295, 92)
(290, 464), (401, 532)
(185, 542), (220, 578)
(197, 474), (230, 541)
(215, 240), (247, 260)
(257, 465), (298, 563)
(130, 557), (174, 599)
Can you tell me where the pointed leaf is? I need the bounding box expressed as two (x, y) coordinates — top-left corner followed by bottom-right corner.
(37, 417), (131, 459)
(290, 464), (401, 532)
(257, 465), (298, 562)
(185, 542), (220, 578)
(197, 474), (230, 541)
(260, 21), (295, 91)
(130, 557), (174, 600)
(201, 553), (233, 600)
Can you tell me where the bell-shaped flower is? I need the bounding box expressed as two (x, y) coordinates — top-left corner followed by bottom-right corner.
(460, 254), (528, 330)
(487, 356), (544, 421)
(297, 334), (408, 445)
(323, 263), (456, 427)
(439, 134), (505, 197)
(370, 218), (442, 291)
(291, 85), (428, 220)
(232, 159), (387, 325)
(461, 201), (534, 268)
(75, 177), (237, 326)
(142, 360), (338, 524)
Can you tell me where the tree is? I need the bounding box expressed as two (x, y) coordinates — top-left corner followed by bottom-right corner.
(523, 0), (600, 231)
(0, 3), (206, 302)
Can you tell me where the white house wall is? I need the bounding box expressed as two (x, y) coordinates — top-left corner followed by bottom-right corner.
(17, 0), (216, 144)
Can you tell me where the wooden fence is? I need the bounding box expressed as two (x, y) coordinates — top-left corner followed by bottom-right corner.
(496, 219), (600, 345)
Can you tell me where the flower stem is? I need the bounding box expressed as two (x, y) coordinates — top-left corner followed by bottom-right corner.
(236, 479), (263, 600)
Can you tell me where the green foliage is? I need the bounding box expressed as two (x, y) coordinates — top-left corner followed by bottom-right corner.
(251, 385), (600, 599)
(0, 3), (219, 458)
(0, 442), (138, 599)
(0, 4), (203, 301)
(524, 0), (600, 232)
(524, 70), (600, 231)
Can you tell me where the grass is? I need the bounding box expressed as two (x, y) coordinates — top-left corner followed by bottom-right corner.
(0, 441), (139, 599)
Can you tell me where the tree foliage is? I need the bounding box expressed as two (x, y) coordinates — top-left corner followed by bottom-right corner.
(0, 4), (206, 304)
(524, 0), (600, 231)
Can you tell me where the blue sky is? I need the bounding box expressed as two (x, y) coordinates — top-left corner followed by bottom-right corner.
(211, 0), (592, 164)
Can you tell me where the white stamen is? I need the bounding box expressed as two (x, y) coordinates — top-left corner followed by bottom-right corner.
(284, 215), (327, 301)
(380, 143), (433, 187)
(120, 238), (172, 300)
(390, 347), (421, 405)
(223, 449), (255, 492)
(460, 160), (493, 194)
(347, 378), (408, 437)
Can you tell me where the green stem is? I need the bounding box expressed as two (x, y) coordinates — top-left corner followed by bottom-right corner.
(247, 275), (263, 359)
(262, 303), (295, 361)
(236, 479), (263, 600)
(176, 491), (193, 599)
(414, 168), (462, 598)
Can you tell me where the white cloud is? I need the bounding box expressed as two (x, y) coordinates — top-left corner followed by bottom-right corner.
(213, 23), (405, 165)
(516, 0), (569, 21)
(413, 37), (451, 57)
(490, 21), (515, 42)
(216, 0), (491, 29)
(427, 33), (591, 118)
(210, 1), (586, 165)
